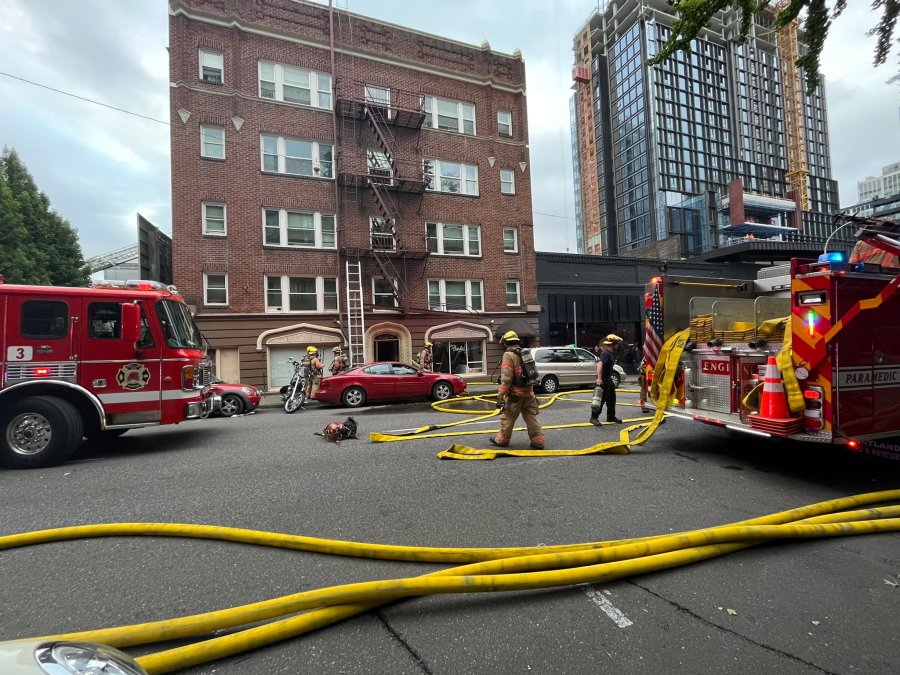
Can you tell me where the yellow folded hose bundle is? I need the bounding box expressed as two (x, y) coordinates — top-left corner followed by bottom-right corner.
(2, 490), (899, 674)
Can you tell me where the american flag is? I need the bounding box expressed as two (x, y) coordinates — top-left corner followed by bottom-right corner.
(644, 285), (664, 367)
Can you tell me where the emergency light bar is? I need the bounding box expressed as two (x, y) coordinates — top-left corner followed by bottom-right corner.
(90, 279), (178, 293)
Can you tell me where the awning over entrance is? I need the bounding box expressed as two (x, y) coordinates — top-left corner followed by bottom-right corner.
(494, 318), (537, 340)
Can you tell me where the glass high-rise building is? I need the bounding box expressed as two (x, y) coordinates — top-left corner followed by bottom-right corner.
(571, 0), (840, 260)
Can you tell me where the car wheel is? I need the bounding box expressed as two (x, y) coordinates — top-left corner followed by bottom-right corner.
(0, 396), (83, 469)
(219, 394), (244, 417)
(610, 372), (621, 389)
(342, 387), (366, 408)
(540, 375), (559, 394)
(432, 381), (453, 401)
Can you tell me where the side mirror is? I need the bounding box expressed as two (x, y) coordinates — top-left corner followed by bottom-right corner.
(417, 370), (425, 376)
(121, 303), (141, 343)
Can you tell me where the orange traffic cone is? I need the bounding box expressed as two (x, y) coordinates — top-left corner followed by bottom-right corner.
(759, 356), (790, 419)
(749, 356), (802, 435)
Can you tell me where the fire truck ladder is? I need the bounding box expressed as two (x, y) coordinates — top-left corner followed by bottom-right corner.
(85, 244), (140, 274)
(775, 2), (809, 211)
(345, 259), (366, 366)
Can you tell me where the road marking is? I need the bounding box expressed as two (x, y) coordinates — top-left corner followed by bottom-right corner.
(585, 588), (633, 628)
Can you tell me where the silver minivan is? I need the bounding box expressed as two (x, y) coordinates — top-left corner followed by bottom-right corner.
(532, 346), (625, 394)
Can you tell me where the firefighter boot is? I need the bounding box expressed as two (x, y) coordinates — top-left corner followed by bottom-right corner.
(589, 409), (602, 426)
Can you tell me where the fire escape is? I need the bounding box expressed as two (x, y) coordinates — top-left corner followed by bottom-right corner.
(336, 81), (429, 365)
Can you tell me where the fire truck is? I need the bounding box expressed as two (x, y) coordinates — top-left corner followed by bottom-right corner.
(0, 276), (215, 468)
(644, 214), (900, 458)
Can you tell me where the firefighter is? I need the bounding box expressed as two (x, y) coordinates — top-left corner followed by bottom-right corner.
(330, 346), (348, 376)
(590, 338), (622, 425)
(417, 341), (433, 373)
(305, 346), (324, 401)
(490, 331), (545, 449)
(849, 239), (900, 269)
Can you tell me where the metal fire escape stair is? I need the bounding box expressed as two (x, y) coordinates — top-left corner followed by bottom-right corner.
(345, 259), (366, 366)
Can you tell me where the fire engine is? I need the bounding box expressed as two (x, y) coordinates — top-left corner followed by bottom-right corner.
(0, 276), (215, 468)
(643, 214), (900, 459)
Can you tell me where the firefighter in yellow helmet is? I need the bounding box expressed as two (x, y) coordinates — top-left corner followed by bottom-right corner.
(491, 330), (544, 449)
(304, 346), (324, 401)
(417, 341), (434, 373)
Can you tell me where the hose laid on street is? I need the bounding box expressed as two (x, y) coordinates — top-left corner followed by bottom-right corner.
(3, 490), (898, 673)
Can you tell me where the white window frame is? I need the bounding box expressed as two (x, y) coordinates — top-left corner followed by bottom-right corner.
(262, 209), (336, 249)
(202, 202), (227, 236)
(367, 149), (393, 181)
(498, 110), (512, 136)
(260, 135), (333, 179)
(424, 158), (479, 196)
(426, 222), (481, 257)
(370, 217), (395, 251)
(506, 280), (521, 307)
(199, 49), (223, 84)
(265, 275), (339, 313)
(203, 273), (228, 306)
(503, 227), (519, 253)
(500, 169), (516, 195)
(257, 61), (332, 109)
(422, 95), (476, 134)
(434, 339), (485, 375)
(372, 278), (398, 308)
(200, 125), (225, 159)
(427, 279), (484, 312)
(364, 84), (391, 115)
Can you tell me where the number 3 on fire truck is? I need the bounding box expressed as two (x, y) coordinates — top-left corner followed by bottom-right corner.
(7, 346), (33, 361)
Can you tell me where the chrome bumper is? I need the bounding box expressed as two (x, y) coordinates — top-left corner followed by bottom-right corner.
(187, 395), (218, 419)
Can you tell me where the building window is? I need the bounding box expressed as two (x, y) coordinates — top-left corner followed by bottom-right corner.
(263, 209), (336, 249)
(201, 125), (225, 159)
(204, 274), (228, 306)
(364, 84), (391, 111)
(424, 159), (479, 195)
(258, 61), (331, 109)
(422, 95), (475, 134)
(506, 280), (521, 307)
(428, 279), (483, 312)
(265, 276), (338, 313)
(434, 339), (484, 375)
(21, 301), (68, 338)
(260, 135), (333, 178)
(371, 217), (395, 250)
(503, 227), (519, 253)
(426, 222), (481, 256)
(367, 149), (393, 181)
(498, 110), (512, 136)
(199, 49), (223, 84)
(373, 278), (398, 307)
(500, 169), (516, 195)
(202, 202), (226, 236)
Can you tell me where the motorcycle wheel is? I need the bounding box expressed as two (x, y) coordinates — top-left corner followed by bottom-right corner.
(284, 384), (305, 413)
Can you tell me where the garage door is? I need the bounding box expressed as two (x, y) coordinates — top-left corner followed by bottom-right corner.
(269, 346), (307, 387)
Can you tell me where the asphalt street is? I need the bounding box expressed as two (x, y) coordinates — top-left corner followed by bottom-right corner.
(1, 388), (898, 674)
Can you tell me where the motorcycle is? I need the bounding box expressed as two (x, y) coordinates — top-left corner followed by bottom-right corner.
(280, 357), (308, 413)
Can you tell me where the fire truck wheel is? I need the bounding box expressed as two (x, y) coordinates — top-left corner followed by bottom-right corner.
(0, 396), (84, 469)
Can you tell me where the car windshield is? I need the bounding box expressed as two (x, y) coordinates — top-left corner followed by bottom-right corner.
(156, 299), (203, 350)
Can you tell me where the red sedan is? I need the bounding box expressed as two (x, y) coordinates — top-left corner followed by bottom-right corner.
(315, 362), (468, 408)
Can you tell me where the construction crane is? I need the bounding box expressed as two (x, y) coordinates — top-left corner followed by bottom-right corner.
(85, 244), (139, 274)
(774, 1), (809, 211)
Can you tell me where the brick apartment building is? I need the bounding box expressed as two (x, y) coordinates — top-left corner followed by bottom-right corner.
(169, 0), (538, 390)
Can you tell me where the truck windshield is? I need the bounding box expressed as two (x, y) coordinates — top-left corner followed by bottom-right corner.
(156, 299), (203, 350)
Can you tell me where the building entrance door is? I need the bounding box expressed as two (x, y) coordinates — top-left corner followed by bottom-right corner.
(374, 333), (399, 362)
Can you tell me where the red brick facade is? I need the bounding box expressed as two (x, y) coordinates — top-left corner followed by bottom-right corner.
(169, 0), (538, 389)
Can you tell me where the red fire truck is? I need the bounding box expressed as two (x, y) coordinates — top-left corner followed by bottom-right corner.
(643, 214), (900, 459)
(0, 276), (215, 468)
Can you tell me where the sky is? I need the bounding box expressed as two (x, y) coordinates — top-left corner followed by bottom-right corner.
(0, 0), (897, 261)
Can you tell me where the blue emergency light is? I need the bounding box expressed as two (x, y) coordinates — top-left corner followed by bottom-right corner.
(817, 251), (845, 263)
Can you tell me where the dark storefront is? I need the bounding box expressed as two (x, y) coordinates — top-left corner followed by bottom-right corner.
(536, 252), (759, 368)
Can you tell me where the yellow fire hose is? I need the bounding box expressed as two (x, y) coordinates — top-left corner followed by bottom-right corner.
(2, 491), (898, 673)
